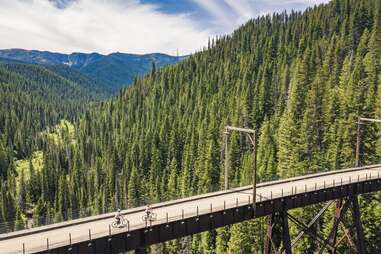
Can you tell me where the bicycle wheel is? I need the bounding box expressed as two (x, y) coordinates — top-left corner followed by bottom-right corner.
(120, 218), (127, 227)
(150, 212), (157, 221)
(111, 221), (119, 228)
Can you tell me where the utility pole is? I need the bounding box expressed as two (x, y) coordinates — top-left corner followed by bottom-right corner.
(224, 127), (230, 190)
(355, 117), (381, 167)
(353, 117), (381, 254)
(355, 118), (362, 167)
(223, 126), (257, 217)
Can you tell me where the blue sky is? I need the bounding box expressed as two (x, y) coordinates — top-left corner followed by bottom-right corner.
(0, 0), (329, 55)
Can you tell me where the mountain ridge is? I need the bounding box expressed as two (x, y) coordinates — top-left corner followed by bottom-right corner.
(0, 48), (185, 90)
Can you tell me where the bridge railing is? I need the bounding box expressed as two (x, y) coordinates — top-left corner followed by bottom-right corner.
(1, 167), (378, 238)
(12, 169), (381, 254)
(0, 206), (96, 234)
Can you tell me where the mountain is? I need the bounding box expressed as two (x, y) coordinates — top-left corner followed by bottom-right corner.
(0, 49), (184, 91)
(2, 0), (381, 253)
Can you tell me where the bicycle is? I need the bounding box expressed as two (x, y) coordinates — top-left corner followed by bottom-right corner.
(142, 212), (157, 223)
(111, 216), (127, 228)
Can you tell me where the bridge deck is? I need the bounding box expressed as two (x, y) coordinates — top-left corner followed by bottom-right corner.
(1, 165), (381, 254)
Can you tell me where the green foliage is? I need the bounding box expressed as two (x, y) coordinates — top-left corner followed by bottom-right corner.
(2, 0), (381, 252)
(0, 63), (103, 161)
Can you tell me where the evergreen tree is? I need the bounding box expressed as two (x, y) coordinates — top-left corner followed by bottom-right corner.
(127, 167), (140, 207)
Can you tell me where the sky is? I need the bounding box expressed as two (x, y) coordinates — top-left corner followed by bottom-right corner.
(0, 0), (330, 55)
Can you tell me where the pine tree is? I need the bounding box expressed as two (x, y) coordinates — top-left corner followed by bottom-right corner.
(216, 227), (230, 254)
(57, 175), (70, 220)
(18, 168), (27, 212)
(227, 222), (254, 254)
(127, 167), (140, 207)
(167, 158), (178, 199)
(14, 208), (25, 231)
(257, 119), (278, 181)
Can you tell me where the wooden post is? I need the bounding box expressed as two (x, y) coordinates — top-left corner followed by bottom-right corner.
(252, 131), (257, 217)
(224, 128), (229, 190)
(355, 117), (381, 167)
(355, 118), (361, 167)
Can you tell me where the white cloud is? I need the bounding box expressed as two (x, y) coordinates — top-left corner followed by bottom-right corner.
(224, 0), (255, 22)
(0, 0), (212, 55)
(0, 0), (329, 55)
(192, 0), (329, 34)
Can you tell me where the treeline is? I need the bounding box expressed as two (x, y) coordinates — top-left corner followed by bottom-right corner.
(1, 0), (381, 252)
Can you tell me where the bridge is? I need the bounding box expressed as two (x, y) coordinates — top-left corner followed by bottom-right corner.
(1, 164), (381, 254)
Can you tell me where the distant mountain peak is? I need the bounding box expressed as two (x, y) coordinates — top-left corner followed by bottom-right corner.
(0, 49), (184, 91)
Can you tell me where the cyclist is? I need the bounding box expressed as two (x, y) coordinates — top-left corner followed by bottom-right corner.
(115, 208), (122, 225)
(145, 204), (152, 220)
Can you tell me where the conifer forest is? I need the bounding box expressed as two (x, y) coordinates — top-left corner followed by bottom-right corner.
(1, 0), (381, 253)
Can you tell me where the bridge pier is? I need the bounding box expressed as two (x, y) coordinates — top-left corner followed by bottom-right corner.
(264, 214), (275, 254)
(263, 212), (292, 254)
(326, 199), (346, 254)
(281, 211), (292, 254)
(264, 195), (368, 254)
(351, 196), (365, 254)
(320, 199), (349, 254)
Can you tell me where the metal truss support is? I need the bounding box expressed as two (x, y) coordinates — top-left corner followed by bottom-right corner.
(327, 200), (345, 254)
(292, 201), (333, 248)
(281, 211), (292, 254)
(318, 199), (349, 254)
(263, 212), (292, 254)
(351, 196), (366, 254)
(336, 222), (356, 249)
(288, 213), (333, 252)
(315, 197), (366, 254)
(279, 201), (334, 254)
(264, 215), (275, 254)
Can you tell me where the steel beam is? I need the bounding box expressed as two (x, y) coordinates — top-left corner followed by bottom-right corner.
(351, 196), (365, 254)
(224, 129), (229, 190)
(291, 201), (333, 247)
(287, 213), (332, 250)
(327, 200), (343, 254)
(319, 199), (349, 254)
(281, 211), (292, 254)
(337, 222), (356, 250)
(264, 215), (275, 254)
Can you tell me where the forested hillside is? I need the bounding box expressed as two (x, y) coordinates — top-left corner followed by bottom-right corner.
(1, 0), (381, 252)
(0, 62), (105, 169)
